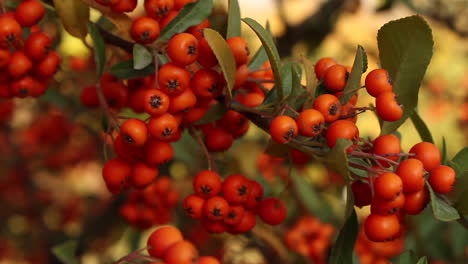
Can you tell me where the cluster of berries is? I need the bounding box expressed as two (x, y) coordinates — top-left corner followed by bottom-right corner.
(119, 176), (179, 229)
(146, 225), (221, 264)
(354, 225), (404, 264)
(183, 170), (287, 234)
(351, 139), (455, 242)
(284, 216), (335, 264)
(0, 0), (60, 98)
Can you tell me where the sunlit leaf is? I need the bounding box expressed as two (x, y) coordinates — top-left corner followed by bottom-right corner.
(133, 44), (153, 70)
(226, 0), (241, 38)
(340, 45), (366, 105)
(53, 0), (89, 39)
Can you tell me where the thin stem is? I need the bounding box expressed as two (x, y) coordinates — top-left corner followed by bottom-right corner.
(153, 51), (159, 89)
(350, 150), (399, 166)
(230, 102), (275, 117)
(381, 152), (416, 157)
(189, 125), (214, 171)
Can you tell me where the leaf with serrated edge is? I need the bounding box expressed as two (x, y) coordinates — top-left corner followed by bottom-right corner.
(410, 110), (434, 143)
(53, 0), (89, 39)
(427, 182), (460, 221)
(133, 44), (153, 70)
(324, 138), (352, 181)
(158, 0), (213, 41)
(203, 29), (236, 101)
(340, 45), (366, 105)
(87, 23), (106, 78)
(226, 0), (241, 38)
(243, 18), (283, 100)
(378, 15), (433, 135)
(329, 210), (358, 264)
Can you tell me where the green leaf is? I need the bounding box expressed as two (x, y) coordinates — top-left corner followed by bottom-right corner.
(52, 240), (79, 264)
(324, 138), (352, 181)
(348, 158), (370, 178)
(314, 81), (330, 98)
(329, 210), (358, 264)
(303, 57), (317, 95)
(53, 0), (89, 39)
(87, 23), (106, 78)
(427, 182), (460, 221)
(397, 250), (417, 264)
(226, 0), (241, 38)
(133, 44), (153, 70)
(243, 18), (283, 100)
(194, 103), (228, 125)
(416, 256), (428, 264)
(441, 137), (448, 165)
(110, 60), (155, 80)
(452, 147), (468, 172)
(203, 28), (236, 101)
(248, 21), (271, 71)
(290, 170), (334, 222)
(410, 110), (434, 143)
(378, 15), (433, 135)
(158, 0), (214, 41)
(340, 45), (366, 105)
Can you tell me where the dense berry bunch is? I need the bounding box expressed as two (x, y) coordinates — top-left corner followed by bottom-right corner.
(146, 225), (220, 264)
(284, 216), (335, 264)
(0, 0), (60, 98)
(183, 170), (287, 233)
(355, 225), (405, 264)
(120, 177), (179, 229)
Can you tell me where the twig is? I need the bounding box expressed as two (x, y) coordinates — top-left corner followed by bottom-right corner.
(350, 150), (399, 166)
(189, 125), (214, 171)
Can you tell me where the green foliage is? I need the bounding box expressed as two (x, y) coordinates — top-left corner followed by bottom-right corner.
(243, 18), (283, 100)
(226, 0), (241, 38)
(203, 28), (236, 101)
(158, 0), (214, 41)
(410, 110), (434, 143)
(329, 210), (358, 264)
(427, 182), (460, 221)
(247, 22), (271, 71)
(194, 103), (229, 125)
(110, 60), (155, 79)
(340, 45), (367, 105)
(132, 44), (153, 70)
(52, 240), (78, 264)
(377, 15), (433, 135)
(87, 23), (106, 78)
(324, 138), (352, 181)
(397, 250), (417, 264)
(53, 0), (89, 39)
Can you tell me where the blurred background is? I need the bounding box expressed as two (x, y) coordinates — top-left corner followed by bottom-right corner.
(1, 0), (467, 263)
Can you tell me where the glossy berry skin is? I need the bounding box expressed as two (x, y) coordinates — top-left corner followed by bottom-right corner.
(148, 113), (179, 141)
(120, 118), (148, 147)
(201, 216), (228, 233)
(229, 210), (256, 234)
(403, 187), (429, 215)
(297, 109), (325, 137)
(205, 127), (233, 152)
(111, 0), (138, 12)
(102, 158), (132, 194)
(204, 196), (230, 220)
(365, 69), (393, 97)
(144, 0), (174, 20)
(15, 0), (45, 27)
(351, 180), (372, 208)
(224, 205), (245, 226)
(183, 194), (205, 219)
(158, 63), (191, 96)
(396, 158), (425, 193)
(245, 180), (264, 210)
(313, 94), (342, 122)
(0, 15), (22, 48)
(147, 226), (184, 258)
(372, 134), (401, 167)
(197, 37), (218, 68)
(325, 119), (359, 151)
(144, 139), (174, 166)
(364, 214), (400, 242)
(227, 37), (250, 66)
(374, 172), (403, 200)
(222, 174), (250, 205)
(167, 33), (198, 66)
(409, 142), (441, 172)
(143, 89), (170, 116)
(370, 194), (405, 215)
(24, 32), (51, 61)
(314, 57), (337, 80)
(130, 16), (160, 44)
(193, 170), (222, 198)
(198, 256), (220, 264)
(258, 198), (287, 225)
(323, 64), (348, 92)
(376, 92), (403, 122)
(186, 18), (210, 40)
(8, 51), (32, 78)
(191, 69), (221, 99)
(428, 165), (456, 194)
(269, 115), (298, 144)
(168, 87), (197, 114)
(35, 51), (61, 78)
(130, 162), (158, 188)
